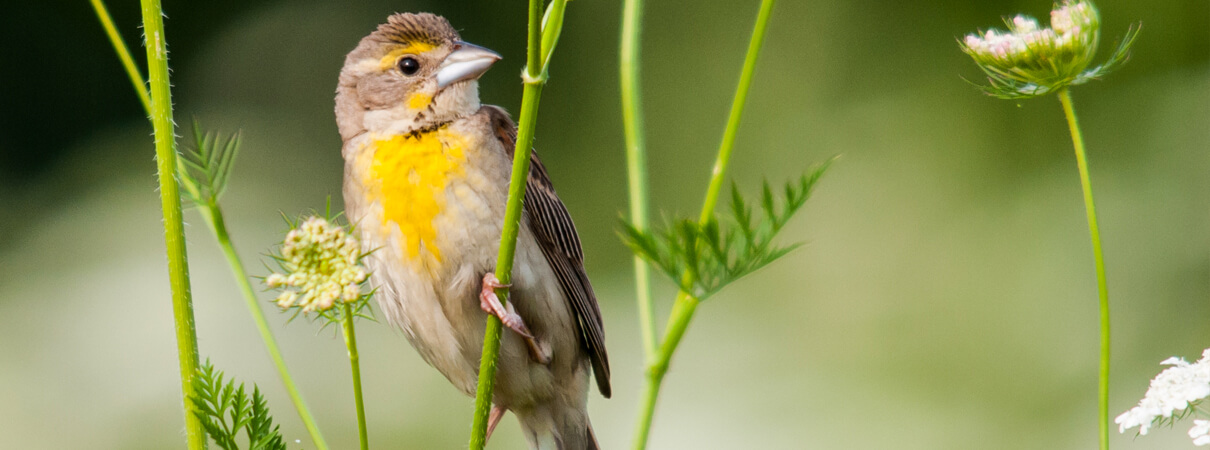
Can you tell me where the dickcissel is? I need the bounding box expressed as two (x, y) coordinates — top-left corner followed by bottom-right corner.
(335, 13), (610, 449)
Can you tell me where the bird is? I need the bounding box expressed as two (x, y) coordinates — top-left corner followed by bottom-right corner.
(335, 13), (610, 449)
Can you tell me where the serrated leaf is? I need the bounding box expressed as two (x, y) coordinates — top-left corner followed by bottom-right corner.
(620, 161), (832, 300)
(177, 119), (242, 207)
(189, 359), (286, 450)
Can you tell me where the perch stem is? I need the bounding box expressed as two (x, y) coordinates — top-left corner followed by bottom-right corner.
(469, 1), (568, 448)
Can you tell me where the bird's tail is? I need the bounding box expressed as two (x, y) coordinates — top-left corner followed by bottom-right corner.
(515, 405), (598, 450)
(586, 422), (600, 450)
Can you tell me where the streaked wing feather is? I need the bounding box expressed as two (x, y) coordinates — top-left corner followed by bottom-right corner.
(483, 105), (611, 398)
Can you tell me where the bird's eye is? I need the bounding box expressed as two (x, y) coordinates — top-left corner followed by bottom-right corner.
(398, 57), (420, 76)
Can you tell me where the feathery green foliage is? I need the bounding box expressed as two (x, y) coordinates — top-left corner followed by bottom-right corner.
(191, 360), (287, 450)
(178, 119), (241, 207)
(622, 161), (830, 300)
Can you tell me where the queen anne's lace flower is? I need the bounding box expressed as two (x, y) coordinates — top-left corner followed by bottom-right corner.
(1116, 349), (1210, 437)
(266, 216), (367, 312)
(959, 0), (1136, 98)
(962, 1), (1098, 84)
(1190, 420), (1210, 446)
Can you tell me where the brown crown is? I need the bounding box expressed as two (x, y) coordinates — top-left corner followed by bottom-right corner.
(372, 13), (460, 46)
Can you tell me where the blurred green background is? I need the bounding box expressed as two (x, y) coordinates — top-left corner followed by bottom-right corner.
(1, 0), (1207, 448)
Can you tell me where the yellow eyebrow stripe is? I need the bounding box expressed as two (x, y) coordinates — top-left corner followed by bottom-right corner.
(379, 42), (437, 70)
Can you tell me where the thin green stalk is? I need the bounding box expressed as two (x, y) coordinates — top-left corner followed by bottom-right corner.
(90, 0), (151, 114)
(200, 206), (329, 450)
(340, 302), (369, 450)
(469, 61), (543, 450)
(138, 0), (205, 447)
(632, 1), (777, 448)
(469, 1), (568, 448)
(620, 0), (656, 358)
(1058, 89), (1110, 450)
(87, 3), (330, 445)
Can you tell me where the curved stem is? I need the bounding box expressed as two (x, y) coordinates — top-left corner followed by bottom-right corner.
(631, 1), (777, 448)
(341, 302), (369, 450)
(1058, 89), (1111, 450)
(202, 206), (329, 450)
(470, 1), (568, 448)
(138, 0), (205, 447)
(620, 0), (656, 358)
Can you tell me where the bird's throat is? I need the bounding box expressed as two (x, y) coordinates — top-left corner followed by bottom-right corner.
(363, 127), (467, 262)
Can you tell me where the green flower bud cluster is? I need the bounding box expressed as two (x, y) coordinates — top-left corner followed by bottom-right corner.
(266, 216), (367, 313)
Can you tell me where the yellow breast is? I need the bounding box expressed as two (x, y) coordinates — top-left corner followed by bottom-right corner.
(363, 127), (467, 262)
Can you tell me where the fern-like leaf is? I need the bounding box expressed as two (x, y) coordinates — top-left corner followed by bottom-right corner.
(620, 159), (832, 300)
(178, 118), (242, 207)
(190, 360), (286, 450)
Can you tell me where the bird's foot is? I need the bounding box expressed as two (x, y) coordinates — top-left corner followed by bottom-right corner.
(480, 273), (551, 365)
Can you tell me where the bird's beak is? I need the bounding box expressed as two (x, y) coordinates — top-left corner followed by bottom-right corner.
(436, 42), (501, 88)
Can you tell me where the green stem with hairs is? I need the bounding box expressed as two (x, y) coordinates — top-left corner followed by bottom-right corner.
(632, 1), (777, 448)
(469, 0), (569, 448)
(87, 3), (329, 446)
(138, 0), (205, 447)
(620, 0), (657, 358)
(340, 302), (369, 450)
(1058, 88), (1111, 450)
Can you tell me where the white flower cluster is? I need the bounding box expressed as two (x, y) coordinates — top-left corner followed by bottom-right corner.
(266, 216), (367, 313)
(961, 1), (1099, 82)
(1192, 420), (1210, 446)
(1116, 349), (1210, 445)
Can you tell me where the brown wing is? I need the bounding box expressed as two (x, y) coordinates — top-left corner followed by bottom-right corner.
(483, 105), (611, 398)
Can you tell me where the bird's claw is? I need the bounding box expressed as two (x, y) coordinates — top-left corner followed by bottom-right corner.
(479, 273), (551, 365)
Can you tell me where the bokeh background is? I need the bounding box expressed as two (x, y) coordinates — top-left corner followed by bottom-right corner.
(1, 0), (1208, 448)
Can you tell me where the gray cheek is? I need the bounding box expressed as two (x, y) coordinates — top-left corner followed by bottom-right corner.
(357, 74), (411, 108)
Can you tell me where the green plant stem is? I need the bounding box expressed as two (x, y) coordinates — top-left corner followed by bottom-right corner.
(620, 0), (656, 358)
(138, 0), (205, 447)
(340, 302), (369, 450)
(1058, 89), (1110, 450)
(89, 0), (151, 114)
(469, 61), (543, 450)
(87, 4), (331, 446)
(199, 205), (329, 450)
(469, 1), (568, 448)
(632, 1), (777, 448)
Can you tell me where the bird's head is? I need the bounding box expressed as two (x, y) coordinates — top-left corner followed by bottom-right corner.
(336, 13), (501, 140)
